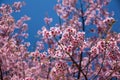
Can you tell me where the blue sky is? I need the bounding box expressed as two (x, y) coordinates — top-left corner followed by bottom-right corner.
(0, 0), (58, 51)
(0, 0), (120, 51)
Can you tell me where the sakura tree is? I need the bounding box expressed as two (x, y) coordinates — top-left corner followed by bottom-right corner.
(36, 0), (120, 80)
(0, 0), (120, 80)
(0, 2), (31, 80)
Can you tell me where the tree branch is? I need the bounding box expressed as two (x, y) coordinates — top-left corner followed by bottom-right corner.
(77, 0), (87, 79)
(0, 65), (3, 80)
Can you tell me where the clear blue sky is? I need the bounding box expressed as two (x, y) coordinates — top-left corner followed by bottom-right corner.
(0, 0), (120, 51)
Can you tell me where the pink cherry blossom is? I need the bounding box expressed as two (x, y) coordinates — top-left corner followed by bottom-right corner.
(0, 0), (120, 80)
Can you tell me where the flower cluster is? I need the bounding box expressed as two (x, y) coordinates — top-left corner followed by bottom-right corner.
(44, 17), (53, 24)
(103, 17), (115, 26)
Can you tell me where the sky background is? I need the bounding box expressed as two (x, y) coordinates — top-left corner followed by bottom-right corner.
(0, 0), (120, 51)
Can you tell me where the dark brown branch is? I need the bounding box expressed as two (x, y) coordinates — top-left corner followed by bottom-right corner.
(0, 66), (3, 80)
(84, 54), (98, 70)
(77, 0), (87, 79)
(77, 52), (83, 79)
